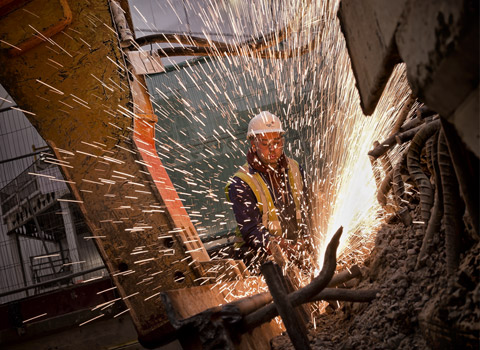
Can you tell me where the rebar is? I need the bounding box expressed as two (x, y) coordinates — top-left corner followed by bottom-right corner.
(243, 226), (343, 331)
(416, 131), (443, 269)
(261, 262), (310, 350)
(396, 124), (426, 145)
(368, 95), (416, 160)
(389, 95), (416, 135)
(312, 288), (378, 303)
(438, 130), (464, 275)
(407, 119), (441, 230)
(392, 153), (407, 208)
(328, 264), (362, 287)
(440, 119), (479, 238)
(377, 170), (393, 207)
(368, 135), (398, 160)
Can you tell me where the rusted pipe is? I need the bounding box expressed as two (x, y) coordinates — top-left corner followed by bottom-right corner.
(416, 131), (443, 269)
(407, 119), (441, 230)
(110, 0), (134, 47)
(243, 227), (343, 330)
(438, 130), (464, 275)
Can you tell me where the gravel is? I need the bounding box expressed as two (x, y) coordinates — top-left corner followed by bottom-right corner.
(271, 200), (479, 350)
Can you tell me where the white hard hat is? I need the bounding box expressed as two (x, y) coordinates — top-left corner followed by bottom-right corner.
(246, 111), (285, 139)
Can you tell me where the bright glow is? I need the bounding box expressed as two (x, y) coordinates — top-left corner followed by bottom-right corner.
(132, 0), (413, 273)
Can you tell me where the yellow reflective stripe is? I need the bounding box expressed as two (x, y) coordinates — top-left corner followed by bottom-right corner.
(231, 164), (281, 236)
(224, 184), (231, 202)
(226, 160), (304, 238)
(250, 172), (281, 233)
(233, 165), (264, 213)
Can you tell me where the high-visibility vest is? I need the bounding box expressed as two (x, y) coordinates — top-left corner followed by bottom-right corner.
(225, 157), (304, 246)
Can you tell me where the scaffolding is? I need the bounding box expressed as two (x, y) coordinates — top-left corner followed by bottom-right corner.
(0, 104), (106, 304)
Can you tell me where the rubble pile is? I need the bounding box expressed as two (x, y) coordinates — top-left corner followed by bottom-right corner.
(272, 204), (479, 349)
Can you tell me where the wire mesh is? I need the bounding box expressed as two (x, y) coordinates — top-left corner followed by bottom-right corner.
(0, 100), (106, 304)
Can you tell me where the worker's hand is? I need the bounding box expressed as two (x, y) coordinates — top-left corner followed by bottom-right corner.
(267, 236), (297, 259)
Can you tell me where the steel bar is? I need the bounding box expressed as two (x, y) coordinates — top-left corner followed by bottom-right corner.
(368, 95), (416, 160)
(368, 135), (397, 159)
(399, 116), (424, 133)
(373, 141), (393, 173)
(0, 266), (105, 298)
(243, 227), (343, 330)
(440, 118), (479, 237)
(396, 116), (437, 145)
(241, 286), (377, 333)
(261, 262), (310, 350)
(396, 207), (413, 226)
(407, 119), (441, 230)
(290, 227), (342, 305)
(438, 130), (464, 275)
(376, 170), (393, 207)
(222, 292), (272, 317)
(156, 40), (316, 59)
(416, 106), (437, 119)
(417, 131), (443, 269)
(370, 156), (383, 189)
(389, 95), (416, 135)
(392, 155), (406, 208)
(312, 288), (378, 303)
(395, 124), (425, 145)
(328, 264), (362, 287)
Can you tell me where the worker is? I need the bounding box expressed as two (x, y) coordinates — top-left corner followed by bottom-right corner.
(225, 111), (311, 271)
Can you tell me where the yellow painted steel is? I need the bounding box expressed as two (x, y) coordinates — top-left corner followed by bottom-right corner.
(0, 0), (72, 56)
(0, 0), (245, 344)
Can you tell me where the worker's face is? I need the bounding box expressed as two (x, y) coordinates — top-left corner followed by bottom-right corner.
(251, 132), (284, 166)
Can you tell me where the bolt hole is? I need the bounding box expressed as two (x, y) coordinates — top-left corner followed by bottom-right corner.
(173, 271), (185, 283)
(118, 262), (128, 272)
(163, 237), (174, 248)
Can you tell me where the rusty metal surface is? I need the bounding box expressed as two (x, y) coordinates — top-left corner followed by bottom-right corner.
(0, 0), (219, 342)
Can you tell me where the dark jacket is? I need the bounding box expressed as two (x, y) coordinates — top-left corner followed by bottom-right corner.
(228, 148), (309, 250)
